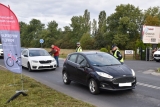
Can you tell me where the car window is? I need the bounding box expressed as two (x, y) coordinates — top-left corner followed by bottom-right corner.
(77, 55), (87, 66)
(86, 53), (121, 66)
(29, 49), (50, 56)
(68, 54), (77, 63)
(157, 48), (160, 51)
(22, 50), (28, 56)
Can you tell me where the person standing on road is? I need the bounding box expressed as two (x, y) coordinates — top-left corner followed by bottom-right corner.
(50, 44), (60, 67)
(112, 45), (124, 63)
(76, 42), (82, 52)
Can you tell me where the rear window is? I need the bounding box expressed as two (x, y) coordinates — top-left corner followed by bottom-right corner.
(68, 54), (77, 63)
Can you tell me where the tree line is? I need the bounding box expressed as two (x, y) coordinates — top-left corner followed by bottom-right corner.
(20, 4), (160, 51)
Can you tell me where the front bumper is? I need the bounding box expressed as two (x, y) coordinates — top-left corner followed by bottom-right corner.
(154, 54), (160, 60)
(0, 52), (3, 57)
(97, 76), (136, 91)
(30, 61), (57, 70)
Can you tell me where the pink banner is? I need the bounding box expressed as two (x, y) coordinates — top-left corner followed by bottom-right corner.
(0, 3), (22, 73)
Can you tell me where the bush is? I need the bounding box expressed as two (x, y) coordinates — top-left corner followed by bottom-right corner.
(100, 48), (108, 52)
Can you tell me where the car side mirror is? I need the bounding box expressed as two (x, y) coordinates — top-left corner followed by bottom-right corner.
(79, 64), (85, 68)
(24, 55), (28, 57)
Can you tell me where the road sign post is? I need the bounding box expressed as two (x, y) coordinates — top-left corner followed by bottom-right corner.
(40, 39), (44, 48)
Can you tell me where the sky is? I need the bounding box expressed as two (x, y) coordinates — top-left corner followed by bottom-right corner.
(0, 0), (160, 29)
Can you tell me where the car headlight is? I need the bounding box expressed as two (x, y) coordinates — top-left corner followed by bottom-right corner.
(51, 60), (55, 62)
(131, 69), (135, 76)
(96, 71), (113, 79)
(32, 60), (38, 63)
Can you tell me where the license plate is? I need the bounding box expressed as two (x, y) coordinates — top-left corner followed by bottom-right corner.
(119, 83), (131, 87)
(42, 64), (50, 66)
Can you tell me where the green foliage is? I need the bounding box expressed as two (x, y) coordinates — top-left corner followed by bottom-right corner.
(80, 33), (94, 49)
(112, 34), (129, 48)
(100, 48), (108, 52)
(19, 5), (160, 50)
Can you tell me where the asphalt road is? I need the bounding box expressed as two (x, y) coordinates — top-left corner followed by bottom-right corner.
(0, 58), (160, 107)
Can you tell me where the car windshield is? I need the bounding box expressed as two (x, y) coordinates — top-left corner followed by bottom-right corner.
(21, 47), (25, 52)
(86, 53), (121, 66)
(157, 48), (160, 51)
(29, 49), (50, 57)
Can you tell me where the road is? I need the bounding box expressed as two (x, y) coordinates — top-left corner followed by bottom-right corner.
(0, 58), (160, 107)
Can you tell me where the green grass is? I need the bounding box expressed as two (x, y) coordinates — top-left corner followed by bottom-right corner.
(0, 69), (95, 107)
(157, 68), (160, 73)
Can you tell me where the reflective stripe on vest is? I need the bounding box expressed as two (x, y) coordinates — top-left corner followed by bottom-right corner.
(76, 46), (82, 52)
(114, 50), (124, 62)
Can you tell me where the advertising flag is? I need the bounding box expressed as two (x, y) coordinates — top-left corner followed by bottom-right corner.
(0, 3), (22, 73)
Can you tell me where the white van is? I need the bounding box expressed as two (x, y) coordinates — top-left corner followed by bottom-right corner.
(0, 44), (3, 57)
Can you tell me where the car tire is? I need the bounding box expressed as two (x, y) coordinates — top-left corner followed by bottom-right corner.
(88, 78), (100, 95)
(28, 63), (32, 72)
(62, 72), (71, 85)
(155, 59), (160, 62)
(52, 68), (56, 70)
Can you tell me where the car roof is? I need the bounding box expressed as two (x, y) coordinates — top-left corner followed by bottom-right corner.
(27, 48), (44, 50)
(69, 51), (108, 55)
(24, 48), (45, 50)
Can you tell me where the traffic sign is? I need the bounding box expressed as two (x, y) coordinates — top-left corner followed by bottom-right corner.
(40, 39), (44, 43)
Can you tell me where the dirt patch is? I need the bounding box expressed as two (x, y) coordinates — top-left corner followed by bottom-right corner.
(0, 65), (7, 71)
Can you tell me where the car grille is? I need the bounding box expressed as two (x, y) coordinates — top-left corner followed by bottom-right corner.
(154, 54), (160, 57)
(39, 60), (52, 64)
(39, 66), (53, 69)
(113, 76), (135, 84)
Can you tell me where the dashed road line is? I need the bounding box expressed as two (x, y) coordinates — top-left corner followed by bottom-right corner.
(137, 82), (160, 90)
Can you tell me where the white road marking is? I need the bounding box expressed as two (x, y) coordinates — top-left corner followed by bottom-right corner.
(137, 82), (160, 90)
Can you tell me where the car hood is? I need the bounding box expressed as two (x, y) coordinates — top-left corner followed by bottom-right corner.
(93, 64), (132, 77)
(154, 51), (160, 55)
(29, 56), (55, 61)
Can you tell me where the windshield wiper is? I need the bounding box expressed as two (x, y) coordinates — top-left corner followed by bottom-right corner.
(110, 64), (121, 66)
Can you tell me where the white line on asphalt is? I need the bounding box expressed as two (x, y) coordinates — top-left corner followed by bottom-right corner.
(137, 82), (160, 90)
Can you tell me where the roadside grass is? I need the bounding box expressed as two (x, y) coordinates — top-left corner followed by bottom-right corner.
(0, 69), (95, 107)
(157, 68), (160, 73)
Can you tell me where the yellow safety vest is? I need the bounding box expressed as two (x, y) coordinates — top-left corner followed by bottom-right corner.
(76, 46), (82, 52)
(114, 50), (124, 62)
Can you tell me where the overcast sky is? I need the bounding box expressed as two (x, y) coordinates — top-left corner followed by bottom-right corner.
(0, 0), (160, 29)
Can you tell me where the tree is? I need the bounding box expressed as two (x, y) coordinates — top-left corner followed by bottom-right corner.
(26, 19), (45, 47)
(143, 6), (160, 26)
(107, 4), (143, 49)
(94, 11), (107, 49)
(91, 19), (97, 37)
(80, 33), (94, 49)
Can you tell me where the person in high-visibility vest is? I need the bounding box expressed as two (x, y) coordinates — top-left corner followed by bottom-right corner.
(112, 45), (124, 63)
(76, 42), (82, 52)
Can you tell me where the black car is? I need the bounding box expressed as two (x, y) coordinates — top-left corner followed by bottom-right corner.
(62, 51), (136, 94)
